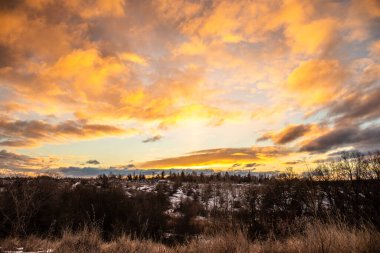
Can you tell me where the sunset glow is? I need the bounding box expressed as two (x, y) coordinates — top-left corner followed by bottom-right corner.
(1, 0), (380, 176)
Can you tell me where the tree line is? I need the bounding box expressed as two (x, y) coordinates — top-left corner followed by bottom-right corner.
(0, 151), (379, 243)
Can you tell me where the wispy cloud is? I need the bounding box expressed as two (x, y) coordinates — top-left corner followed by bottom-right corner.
(139, 146), (291, 169)
(142, 135), (162, 143)
(0, 150), (58, 170)
(86, 159), (100, 165)
(258, 124), (314, 144)
(0, 118), (131, 147)
(300, 125), (380, 153)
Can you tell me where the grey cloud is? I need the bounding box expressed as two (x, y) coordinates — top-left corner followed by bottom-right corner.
(229, 162), (259, 170)
(0, 149), (51, 169)
(257, 124), (312, 144)
(300, 125), (380, 153)
(244, 163), (259, 168)
(55, 167), (127, 177)
(44, 167), (276, 178)
(0, 0), (23, 11)
(142, 135), (162, 143)
(0, 118), (126, 147)
(275, 125), (312, 144)
(86, 159), (100, 165)
(328, 87), (380, 125)
(256, 134), (270, 142)
(283, 160), (303, 165)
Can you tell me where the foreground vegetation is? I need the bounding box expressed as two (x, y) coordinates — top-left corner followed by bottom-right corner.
(1, 221), (379, 253)
(0, 151), (379, 252)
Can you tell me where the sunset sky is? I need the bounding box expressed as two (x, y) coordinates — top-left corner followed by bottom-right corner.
(1, 0), (380, 176)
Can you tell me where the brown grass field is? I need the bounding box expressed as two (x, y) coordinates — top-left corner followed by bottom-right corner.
(1, 221), (379, 253)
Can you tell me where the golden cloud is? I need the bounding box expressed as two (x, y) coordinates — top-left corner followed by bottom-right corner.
(119, 52), (147, 65)
(287, 59), (347, 107)
(285, 18), (338, 55)
(139, 146), (290, 169)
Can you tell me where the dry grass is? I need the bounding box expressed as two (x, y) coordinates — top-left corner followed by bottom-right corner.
(1, 221), (379, 253)
(173, 231), (251, 253)
(0, 235), (56, 252)
(257, 221), (380, 253)
(101, 236), (170, 253)
(55, 227), (102, 253)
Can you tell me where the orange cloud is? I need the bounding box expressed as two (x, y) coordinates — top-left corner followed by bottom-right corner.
(0, 118), (132, 147)
(370, 40), (380, 57)
(285, 18), (338, 55)
(139, 146), (290, 169)
(0, 12), (27, 45)
(287, 59), (347, 107)
(119, 52), (147, 65)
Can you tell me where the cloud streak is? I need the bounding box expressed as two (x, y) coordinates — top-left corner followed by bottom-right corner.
(300, 125), (380, 153)
(258, 124), (313, 144)
(0, 118), (130, 147)
(86, 159), (100, 165)
(0, 150), (57, 170)
(142, 135), (162, 143)
(140, 146), (290, 168)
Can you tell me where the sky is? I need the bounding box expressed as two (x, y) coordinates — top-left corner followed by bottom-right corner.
(0, 0), (380, 176)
